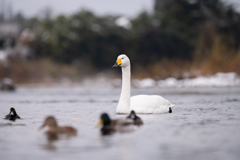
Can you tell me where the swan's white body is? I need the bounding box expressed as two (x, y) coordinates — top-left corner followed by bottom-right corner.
(114, 54), (174, 114)
(131, 95), (173, 113)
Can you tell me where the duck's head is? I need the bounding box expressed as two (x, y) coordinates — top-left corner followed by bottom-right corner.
(128, 110), (137, 120)
(97, 113), (111, 127)
(10, 107), (16, 115)
(40, 116), (58, 129)
(112, 54), (130, 68)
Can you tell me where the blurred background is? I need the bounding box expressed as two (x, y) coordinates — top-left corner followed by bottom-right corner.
(0, 0), (240, 84)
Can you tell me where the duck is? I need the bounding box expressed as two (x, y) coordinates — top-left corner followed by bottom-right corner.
(97, 113), (137, 135)
(126, 110), (143, 126)
(5, 107), (21, 121)
(40, 116), (77, 140)
(113, 54), (174, 114)
(0, 78), (16, 91)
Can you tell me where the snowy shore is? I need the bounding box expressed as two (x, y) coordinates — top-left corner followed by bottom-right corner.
(132, 72), (240, 88)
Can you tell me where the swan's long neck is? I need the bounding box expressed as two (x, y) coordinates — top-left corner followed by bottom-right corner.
(116, 65), (131, 114)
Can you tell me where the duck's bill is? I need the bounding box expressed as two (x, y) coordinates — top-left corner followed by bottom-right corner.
(97, 119), (103, 127)
(39, 124), (46, 130)
(112, 62), (120, 68)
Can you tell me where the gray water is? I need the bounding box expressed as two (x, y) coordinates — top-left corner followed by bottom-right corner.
(0, 85), (240, 160)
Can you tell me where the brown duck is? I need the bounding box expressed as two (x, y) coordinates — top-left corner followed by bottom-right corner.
(40, 116), (77, 140)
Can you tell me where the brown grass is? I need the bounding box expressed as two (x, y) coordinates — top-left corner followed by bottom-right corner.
(0, 59), (83, 84)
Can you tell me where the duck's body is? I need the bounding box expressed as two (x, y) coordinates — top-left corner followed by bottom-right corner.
(40, 116), (77, 139)
(113, 54), (174, 114)
(98, 113), (136, 135)
(5, 108), (21, 121)
(126, 110), (143, 126)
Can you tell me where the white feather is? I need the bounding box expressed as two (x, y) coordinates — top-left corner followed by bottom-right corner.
(131, 95), (174, 113)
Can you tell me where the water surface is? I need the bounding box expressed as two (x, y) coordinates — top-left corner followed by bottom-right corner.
(0, 85), (240, 160)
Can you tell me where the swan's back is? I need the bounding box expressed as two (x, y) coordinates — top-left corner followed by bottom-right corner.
(130, 95), (174, 113)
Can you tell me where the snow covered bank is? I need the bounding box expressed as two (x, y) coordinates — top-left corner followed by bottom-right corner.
(132, 72), (240, 88)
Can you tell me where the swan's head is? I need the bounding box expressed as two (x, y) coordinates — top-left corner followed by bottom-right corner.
(112, 54), (130, 68)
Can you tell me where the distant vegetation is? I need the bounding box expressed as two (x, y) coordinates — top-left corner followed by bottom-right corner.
(1, 0), (240, 83)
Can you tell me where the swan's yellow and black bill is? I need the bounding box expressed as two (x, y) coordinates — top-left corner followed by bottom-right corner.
(112, 59), (121, 67)
(117, 59), (121, 65)
(97, 119), (103, 126)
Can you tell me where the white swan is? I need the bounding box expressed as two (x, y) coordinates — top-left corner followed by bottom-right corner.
(113, 54), (174, 114)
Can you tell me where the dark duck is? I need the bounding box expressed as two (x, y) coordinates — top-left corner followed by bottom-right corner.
(0, 78), (16, 91)
(126, 110), (143, 126)
(5, 107), (21, 121)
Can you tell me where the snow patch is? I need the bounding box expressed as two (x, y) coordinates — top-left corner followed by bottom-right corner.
(132, 78), (157, 88)
(133, 72), (240, 88)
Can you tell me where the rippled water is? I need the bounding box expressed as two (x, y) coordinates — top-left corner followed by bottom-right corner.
(0, 85), (240, 160)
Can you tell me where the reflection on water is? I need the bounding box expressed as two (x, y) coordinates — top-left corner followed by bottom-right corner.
(46, 132), (59, 143)
(42, 141), (57, 152)
(0, 123), (26, 127)
(0, 86), (240, 160)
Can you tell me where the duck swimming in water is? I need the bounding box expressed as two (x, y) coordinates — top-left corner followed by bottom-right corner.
(5, 107), (21, 121)
(40, 116), (77, 141)
(97, 113), (137, 135)
(126, 110), (143, 126)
